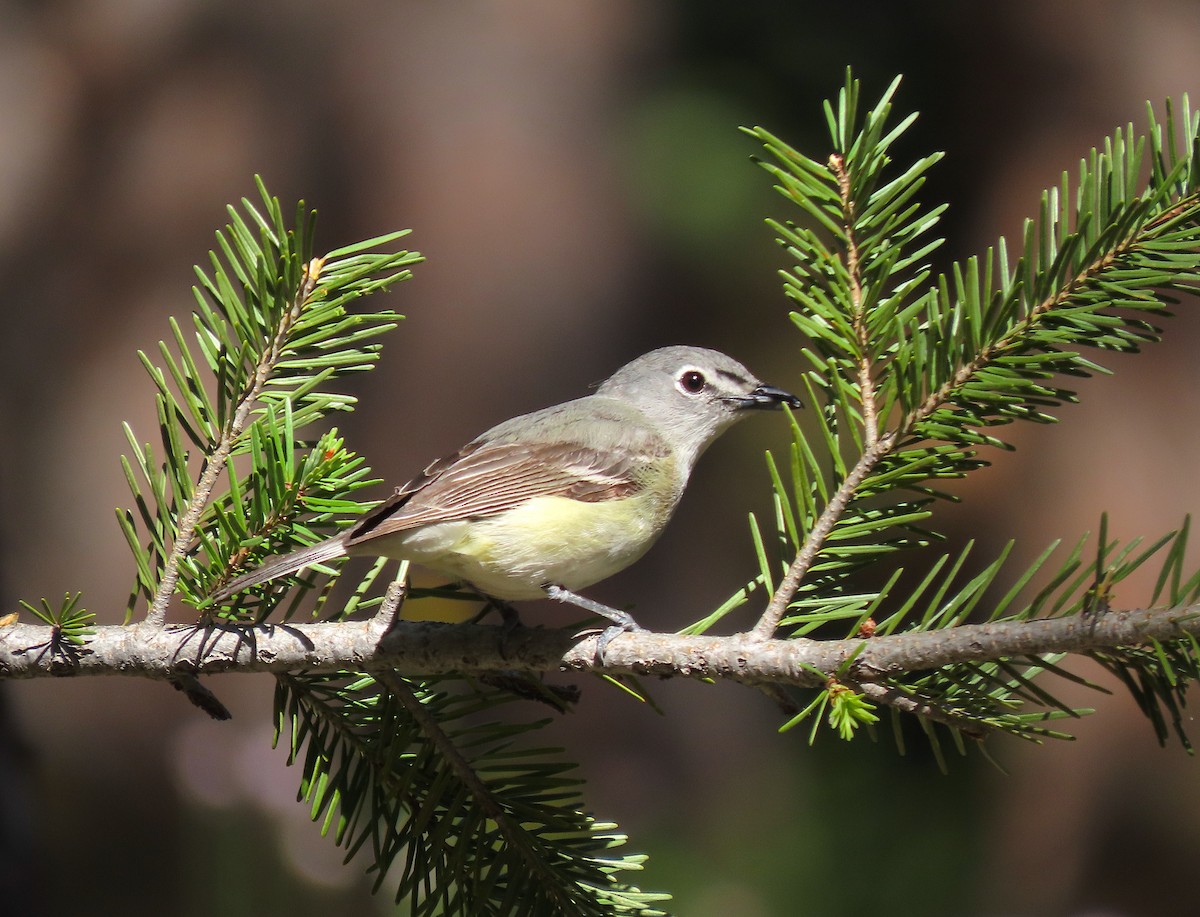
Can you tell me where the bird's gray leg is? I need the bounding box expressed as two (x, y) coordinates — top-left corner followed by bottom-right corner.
(542, 584), (643, 662)
(451, 589), (524, 659)
(457, 586), (522, 627)
(457, 593), (524, 660)
(489, 599), (525, 660)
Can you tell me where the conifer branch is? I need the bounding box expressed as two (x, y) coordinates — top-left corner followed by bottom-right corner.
(4, 601), (1196, 689)
(903, 199), (1199, 434)
(376, 671), (581, 911)
(740, 69), (1200, 730)
(751, 187), (1200, 643)
(144, 260), (322, 628)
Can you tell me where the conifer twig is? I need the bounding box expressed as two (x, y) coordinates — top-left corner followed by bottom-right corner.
(142, 259), (321, 628)
(376, 671), (579, 911)
(832, 151), (880, 448)
(750, 439), (892, 640)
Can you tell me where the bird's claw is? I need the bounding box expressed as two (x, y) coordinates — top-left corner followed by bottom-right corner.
(592, 620), (644, 665)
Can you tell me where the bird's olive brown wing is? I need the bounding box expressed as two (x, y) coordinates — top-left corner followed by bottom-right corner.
(345, 438), (665, 546)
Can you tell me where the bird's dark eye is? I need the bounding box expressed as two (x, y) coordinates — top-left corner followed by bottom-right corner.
(679, 369), (706, 394)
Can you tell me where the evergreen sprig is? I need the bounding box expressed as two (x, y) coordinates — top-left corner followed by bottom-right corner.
(18, 593), (95, 648)
(275, 671), (669, 916)
(117, 178), (419, 622)
(725, 69), (1200, 751)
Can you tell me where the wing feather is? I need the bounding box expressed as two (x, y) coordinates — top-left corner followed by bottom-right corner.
(346, 438), (665, 546)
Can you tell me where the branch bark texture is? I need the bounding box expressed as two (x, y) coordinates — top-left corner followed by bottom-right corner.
(3, 604), (1195, 690)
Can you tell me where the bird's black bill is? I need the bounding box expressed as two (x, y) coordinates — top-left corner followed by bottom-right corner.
(737, 383), (803, 410)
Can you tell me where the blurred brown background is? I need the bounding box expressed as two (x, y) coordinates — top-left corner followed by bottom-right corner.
(3, 2), (1200, 915)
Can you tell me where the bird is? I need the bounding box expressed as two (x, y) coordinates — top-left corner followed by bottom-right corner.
(212, 345), (800, 656)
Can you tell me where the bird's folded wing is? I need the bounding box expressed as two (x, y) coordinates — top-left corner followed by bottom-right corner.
(346, 438), (667, 544)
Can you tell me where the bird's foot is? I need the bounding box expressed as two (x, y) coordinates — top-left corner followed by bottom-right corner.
(544, 584), (644, 664)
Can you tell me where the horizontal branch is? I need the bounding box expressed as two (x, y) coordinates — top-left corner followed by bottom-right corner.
(2, 603), (1197, 692)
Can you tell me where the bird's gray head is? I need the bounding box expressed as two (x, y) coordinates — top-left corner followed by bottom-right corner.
(595, 345), (801, 469)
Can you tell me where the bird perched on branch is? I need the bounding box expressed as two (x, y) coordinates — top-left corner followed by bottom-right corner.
(214, 345), (800, 657)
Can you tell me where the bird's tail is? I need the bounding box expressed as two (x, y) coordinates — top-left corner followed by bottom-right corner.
(211, 534), (349, 602)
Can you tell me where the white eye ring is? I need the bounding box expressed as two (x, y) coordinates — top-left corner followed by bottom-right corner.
(678, 368), (706, 394)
